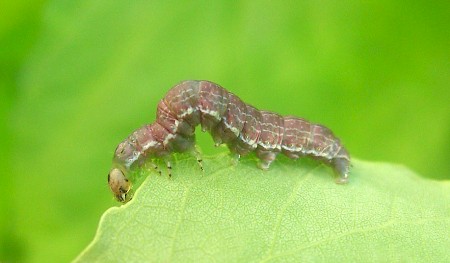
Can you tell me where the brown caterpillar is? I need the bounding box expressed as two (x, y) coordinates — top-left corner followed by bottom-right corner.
(108, 80), (350, 202)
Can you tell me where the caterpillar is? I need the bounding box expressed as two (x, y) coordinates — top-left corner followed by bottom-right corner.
(108, 80), (350, 202)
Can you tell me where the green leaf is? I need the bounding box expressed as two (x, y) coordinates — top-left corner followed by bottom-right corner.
(74, 154), (450, 262)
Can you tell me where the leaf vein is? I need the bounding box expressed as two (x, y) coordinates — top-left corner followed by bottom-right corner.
(167, 184), (192, 261)
(264, 217), (450, 262)
(260, 164), (323, 261)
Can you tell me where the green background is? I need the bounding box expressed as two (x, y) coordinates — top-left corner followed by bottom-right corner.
(1, 0), (448, 262)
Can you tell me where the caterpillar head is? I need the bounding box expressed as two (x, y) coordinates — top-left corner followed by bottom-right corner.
(108, 168), (132, 202)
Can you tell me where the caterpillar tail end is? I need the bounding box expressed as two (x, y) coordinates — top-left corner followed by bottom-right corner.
(335, 173), (349, 184)
(332, 157), (350, 185)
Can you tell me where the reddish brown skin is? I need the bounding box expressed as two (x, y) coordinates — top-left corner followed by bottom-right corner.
(108, 80), (350, 202)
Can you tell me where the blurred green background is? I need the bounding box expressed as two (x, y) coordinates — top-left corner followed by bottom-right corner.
(1, 0), (448, 262)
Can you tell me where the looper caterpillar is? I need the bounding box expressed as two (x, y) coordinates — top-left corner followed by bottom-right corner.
(108, 80), (350, 202)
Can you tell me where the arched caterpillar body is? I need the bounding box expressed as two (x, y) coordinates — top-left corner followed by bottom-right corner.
(108, 80), (350, 202)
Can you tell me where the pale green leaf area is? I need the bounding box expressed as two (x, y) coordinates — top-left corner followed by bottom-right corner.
(76, 154), (450, 262)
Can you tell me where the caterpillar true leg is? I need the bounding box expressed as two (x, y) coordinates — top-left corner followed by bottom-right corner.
(165, 160), (172, 177)
(146, 162), (162, 176)
(190, 146), (204, 171)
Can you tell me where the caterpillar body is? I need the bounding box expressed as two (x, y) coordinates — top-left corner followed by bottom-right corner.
(108, 80), (350, 202)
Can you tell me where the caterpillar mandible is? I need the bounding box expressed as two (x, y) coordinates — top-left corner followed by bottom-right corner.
(108, 80), (350, 202)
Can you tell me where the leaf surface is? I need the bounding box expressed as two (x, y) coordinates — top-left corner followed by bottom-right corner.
(75, 154), (450, 262)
